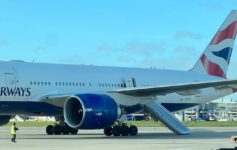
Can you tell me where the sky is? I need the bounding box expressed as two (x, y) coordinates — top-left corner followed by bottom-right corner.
(0, 0), (237, 100)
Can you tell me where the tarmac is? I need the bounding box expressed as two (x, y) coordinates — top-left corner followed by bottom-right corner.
(1, 127), (237, 150)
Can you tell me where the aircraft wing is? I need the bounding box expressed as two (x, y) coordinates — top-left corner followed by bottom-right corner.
(39, 94), (70, 108)
(113, 79), (237, 96)
(39, 79), (237, 107)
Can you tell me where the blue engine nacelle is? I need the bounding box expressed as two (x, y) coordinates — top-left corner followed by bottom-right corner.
(0, 115), (11, 126)
(64, 94), (121, 129)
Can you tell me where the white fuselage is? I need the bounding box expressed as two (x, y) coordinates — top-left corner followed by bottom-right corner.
(0, 60), (234, 115)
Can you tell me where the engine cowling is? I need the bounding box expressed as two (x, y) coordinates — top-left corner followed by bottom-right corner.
(0, 115), (11, 126)
(64, 94), (121, 129)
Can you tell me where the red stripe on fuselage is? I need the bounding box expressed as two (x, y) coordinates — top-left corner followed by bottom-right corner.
(211, 21), (237, 45)
(201, 54), (225, 78)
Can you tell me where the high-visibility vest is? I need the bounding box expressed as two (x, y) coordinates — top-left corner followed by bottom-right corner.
(11, 126), (16, 135)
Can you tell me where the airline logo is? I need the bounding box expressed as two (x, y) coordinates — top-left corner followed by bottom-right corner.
(0, 87), (31, 97)
(200, 20), (237, 78)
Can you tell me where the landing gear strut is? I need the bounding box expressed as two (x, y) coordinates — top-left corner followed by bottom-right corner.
(46, 123), (78, 135)
(104, 123), (138, 136)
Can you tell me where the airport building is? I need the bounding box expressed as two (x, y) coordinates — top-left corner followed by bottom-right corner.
(182, 98), (237, 121)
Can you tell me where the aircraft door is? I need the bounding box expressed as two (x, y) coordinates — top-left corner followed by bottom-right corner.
(3, 72), (18, 101)
(125, 77), (137, 88)
(4, 73), (17, 87)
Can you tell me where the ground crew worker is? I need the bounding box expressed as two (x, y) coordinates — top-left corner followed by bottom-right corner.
(11, 122), (18, 143)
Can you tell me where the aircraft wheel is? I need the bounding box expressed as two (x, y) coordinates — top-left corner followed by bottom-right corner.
(70, 128), (78, 135)
(121, 123), (129, 136)
(129, 125), (138, 136)
(112, 125), (121, 136)
(104, 127), (113, 136)
(46, 125), (54, 135)
(62, 125), (71, 135)
(54, 124), (62, 135)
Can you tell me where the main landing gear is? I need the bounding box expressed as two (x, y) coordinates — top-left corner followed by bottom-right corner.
(104, 123), (138, 136)
(46, 123), (78, 135)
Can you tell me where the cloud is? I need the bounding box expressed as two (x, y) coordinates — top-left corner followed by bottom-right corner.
(98, 41), (167, 56)
(174, 31), (203, 41)
(173, 46), (199, 57)
(127, 41), (166, 56)
(131, 44), (199, 70)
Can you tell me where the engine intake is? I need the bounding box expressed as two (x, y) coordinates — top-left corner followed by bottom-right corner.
(64, 94), (121, 129)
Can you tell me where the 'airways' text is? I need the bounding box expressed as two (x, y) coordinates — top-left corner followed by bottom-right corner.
(0, 87), (31, 97)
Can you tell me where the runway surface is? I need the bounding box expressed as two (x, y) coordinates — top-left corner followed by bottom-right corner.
(1, 127), (237, 150)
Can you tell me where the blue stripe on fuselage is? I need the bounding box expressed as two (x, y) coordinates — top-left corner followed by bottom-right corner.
(0, 101), (62, 116)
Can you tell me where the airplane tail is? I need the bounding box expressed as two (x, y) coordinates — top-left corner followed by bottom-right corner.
(191, 10), (237, 78)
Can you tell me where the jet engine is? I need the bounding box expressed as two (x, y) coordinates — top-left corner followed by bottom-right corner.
(64, 94), (121, 129)
(0, 115), (11, 126)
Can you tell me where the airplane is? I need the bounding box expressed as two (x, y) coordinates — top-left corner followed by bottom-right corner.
(0, 10), (237, 136)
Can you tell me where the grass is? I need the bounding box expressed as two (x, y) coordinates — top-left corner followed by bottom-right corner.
(6, 121), (56, 127)
(5, 121), (237, 127)
(184, 121), (237, 127)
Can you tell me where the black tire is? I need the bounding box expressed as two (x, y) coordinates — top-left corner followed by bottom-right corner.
(104, 127), (113, 136)
(129, 125), (138, 136)
(54, 124), (62, 135)
(112, 126), (121, 136)
(70, 128), (78, 135)
(62, 125), (71, 135)
(46, 125), (54, 135)
(121, 124), (129, 136)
